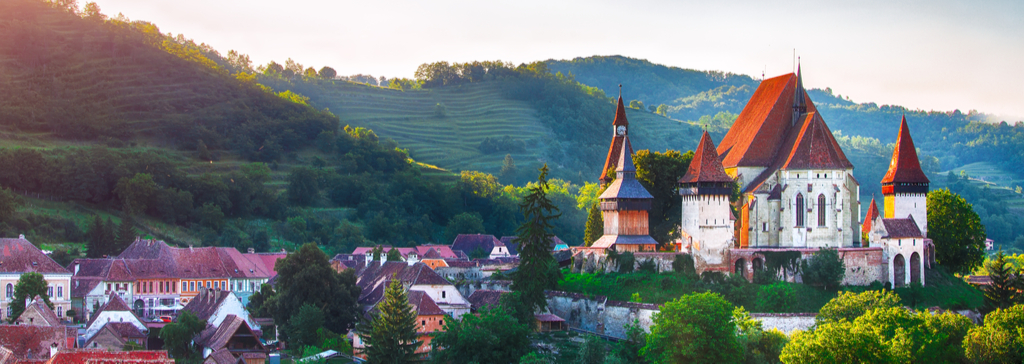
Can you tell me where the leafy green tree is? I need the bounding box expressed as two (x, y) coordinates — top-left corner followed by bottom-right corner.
(247, 283), (276, 318)
(577, 334), (607, 364)
(734, 307), (787, 364)
(655, 104), (669, 116)
(511, 165), (562, 312)
(195, 202), (225, 232)
(928, 188), (986, 275)
(755, 282), (796, 313)
(356, 278), (420, 363)
(642, 292), (740, 364)
(386, 248), (404, 262)
(86, 215), (109, 258)
(318, 66), (337, 79)
(983, 250), (1022, 311)
(274, 243), (361, 335)
(800, 248), (845, 290)
(289, 303), (325, 351)
(816, 290), (900, 325)
(444, 212), (485, 243)
(499, 154), (518, 185)
(114, 173), (157, 215)
(287, 167), (320, 206)
(781, 320), (892, 363)
(617, 319), (647, 364)
(633, 149), (693, 244)
(8, 272), (52, 322)
(160, 311), (205, 362)
(672, 254), (696, 276)
(430, 306), (531, 364)
(583, 203), (603, 246)
(963, 304), (1024, 364)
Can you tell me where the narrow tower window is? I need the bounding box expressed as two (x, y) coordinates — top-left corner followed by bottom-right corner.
(818, 194), (826, 226)
(796, 193), (805, 227)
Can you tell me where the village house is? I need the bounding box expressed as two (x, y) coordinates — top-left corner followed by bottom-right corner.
(0, 236), (72, 322)
(15, 296), (62, 327)
(0, 324), (76, 361)
(83, 293), (147, 345)
(181, 289), (260, 333)
(450, 234), (511, 259)
(354, 262), (471, 319)
(192, 314), (267, 364)
(352, 290), (446, 359)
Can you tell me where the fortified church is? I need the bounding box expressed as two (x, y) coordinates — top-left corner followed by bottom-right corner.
(577, 67), (934, 287)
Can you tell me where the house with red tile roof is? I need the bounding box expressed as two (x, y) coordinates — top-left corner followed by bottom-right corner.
(15, 296), (62, 327)
(355, 262), (470, 319)
(45, 350), (174, 364)
(192, 314), (266, 363)
(0, 236), (72, 323)
(84, 293), (146, 343)
(0, 324), (75, 361)
(82, 322), (147, 350)
(181, 289), (259, 333)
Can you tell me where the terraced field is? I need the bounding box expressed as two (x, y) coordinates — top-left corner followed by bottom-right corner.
(269, 80), (703, 177)
(938, 162), (1024, 211)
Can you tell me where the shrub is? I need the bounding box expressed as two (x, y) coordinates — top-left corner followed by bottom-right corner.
(638, 259), (658, 273)
(800, 247), (845, 290)
(755, 282), (796, 313)
(673, 254), (696, 276)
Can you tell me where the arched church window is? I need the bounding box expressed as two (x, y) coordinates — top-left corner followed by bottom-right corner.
(795, 193), (805, 227)
(818, 194), (826, 226)
(5, 283), (11, 299)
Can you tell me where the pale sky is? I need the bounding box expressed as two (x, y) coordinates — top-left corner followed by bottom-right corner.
(90, 0), (1024, 119)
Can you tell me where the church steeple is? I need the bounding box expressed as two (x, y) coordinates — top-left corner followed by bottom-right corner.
(881, 114), (929, 236)
(881, 115), (929, 185)
(600, 86), (633, 184)
(792, 62), (807, 124)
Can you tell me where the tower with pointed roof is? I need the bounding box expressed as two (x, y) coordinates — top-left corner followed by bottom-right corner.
(881, 115), (929, 236)
(600, 86), (633, 186)
(713, 66), (861, 249)
(591, 135), (658, 253)
(862, 196), (880, 243)
(679, 131), (736, 268)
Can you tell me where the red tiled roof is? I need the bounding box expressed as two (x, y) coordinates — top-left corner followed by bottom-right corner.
(863, 197), (880, 235)
(407, 290), (445, 316)
(600, 136), (633, 183)
(680, 131), (733, 183)
(881, 216), (923, 238)
(881, 115), (929, 184)
(48, 350), (174, 364)
(20, 296), (61, 326)
(613, 95), (629, 126)
(0, 238), (69, 274)
(467, 290), (506, 311)
(451, 235), (500, 256)
(718, 73), (812, 168)
(87, 293), (137, 327)
(356, 262), (452, 305)
(0, 325), (69, 360)
(194, 314), (262, 354)
(181, 289), (231, 322)
(779, 112), (853, 170)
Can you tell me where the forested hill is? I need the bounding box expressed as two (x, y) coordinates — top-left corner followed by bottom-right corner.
(0, 0), (337, 155)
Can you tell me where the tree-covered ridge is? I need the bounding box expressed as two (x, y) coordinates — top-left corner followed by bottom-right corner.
(0, 0), (337, 158)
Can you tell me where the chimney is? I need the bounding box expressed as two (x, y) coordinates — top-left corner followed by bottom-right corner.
(50, 343), (58, 358)
(26, 297), (31, 308)
(247, 248), (255, 254)
(18, 234), (24, 240)
(189, 245), (193, 253)
(74, 263), (80, 275)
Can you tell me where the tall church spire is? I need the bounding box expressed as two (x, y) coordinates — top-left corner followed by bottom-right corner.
(881, 115), (929, 185)
(601, 86), (632, 184)
(792, 61), (806, 124)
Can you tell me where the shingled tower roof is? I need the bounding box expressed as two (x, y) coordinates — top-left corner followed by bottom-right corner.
(599, 136), (653, 200)
(881, 115), (929, 184)
(862, 196), (880, 235)
(680, 131), (733, 184)
(600, 94), (633, 184)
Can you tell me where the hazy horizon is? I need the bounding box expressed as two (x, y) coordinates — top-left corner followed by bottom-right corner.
(88, 0), (1024, 120)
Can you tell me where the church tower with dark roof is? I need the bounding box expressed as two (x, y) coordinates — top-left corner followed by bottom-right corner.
(882, 115), (929, 236)
(591, 135), (658, 253)
(600, 88), (633, 186)
(679, 131), (735, 269)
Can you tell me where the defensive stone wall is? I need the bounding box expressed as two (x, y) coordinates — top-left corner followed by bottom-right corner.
(750, 313), (817, 335)
(455, 280), (511, 299)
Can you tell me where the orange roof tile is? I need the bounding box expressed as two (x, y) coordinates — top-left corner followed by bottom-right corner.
(780, 112), (853, 170)
(680, 131), (733, 183)
(862, 197), (880, 235)
(601, 96), (632, 183)
(881, 115), (929, 184)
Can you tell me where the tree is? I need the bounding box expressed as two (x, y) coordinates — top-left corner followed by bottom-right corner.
(196, 140), (211, 161)
(928, 188), (986, 275)
(983, 250), (1023, 311)
(617, 319), (647, 364)
(355, 278), (420, 363)
(510, 165), (562, 312)
(655, 104), (669, 116)
(963, 304), (1024, 364)
(0, 187), (18, 223)
(290, 303), (325, 351)
(733, 307), (787, 364)
(160, 311), (205, 362)
(577, 335), (607, 364)
(800, 247), (845, 290)
(8, 272), (51, 322)
(816, 290), (901, 326)
(82, 2), (105, 20)
(583, 202), (603, 246)
(113, 215), (136, 255)
(642, 292), (740, 364)
(318, 66), (337, 79)
(430, 306), (531, 364)
(86, 215), (109, 258)
(114, 173), (157, 215)
(247, 283), (276, 318)
(444, 212), (485, 243)
(633, 150), (693, 244)
(386, 248), (404, 262)
(274, 243), (361, 336)
(672, 254), (696, 276)
(499, 154), (518, 185)
(755, 282), (796, 313)
(287, 167), (321, 206)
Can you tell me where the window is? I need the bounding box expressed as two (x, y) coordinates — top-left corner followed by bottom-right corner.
(817, 194), (826, 227)
(6, 306), (11, 317)
(57, 306), (62, 317)
(107, 283), (111, 292)
(48, 286), (53, 297)
(422, 320), (426, 326)
(57, 286), (62, 298)
(149, 282), (153, 293)
(441, 291), (446, 299)
(172, 281), (176, 293)
(762, 222), (768, 232)
(182, 282), (187, 292)
(206, 281), (211, 288)
(440, 320), (444, 326)
(795, 193), (805, 227)
(190, 281), (195, 291)
(6, 283), (13, 299)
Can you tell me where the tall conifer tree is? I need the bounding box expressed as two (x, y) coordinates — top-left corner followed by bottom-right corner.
(983, 250), (1022, 311)
(511, 164), (562, 312)
(355, 278), (421, 363)
(86, 215), (106, 258)
(115, 215), (136, 254)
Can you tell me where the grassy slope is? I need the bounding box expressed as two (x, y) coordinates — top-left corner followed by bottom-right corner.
(261, 79), (702, 179)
